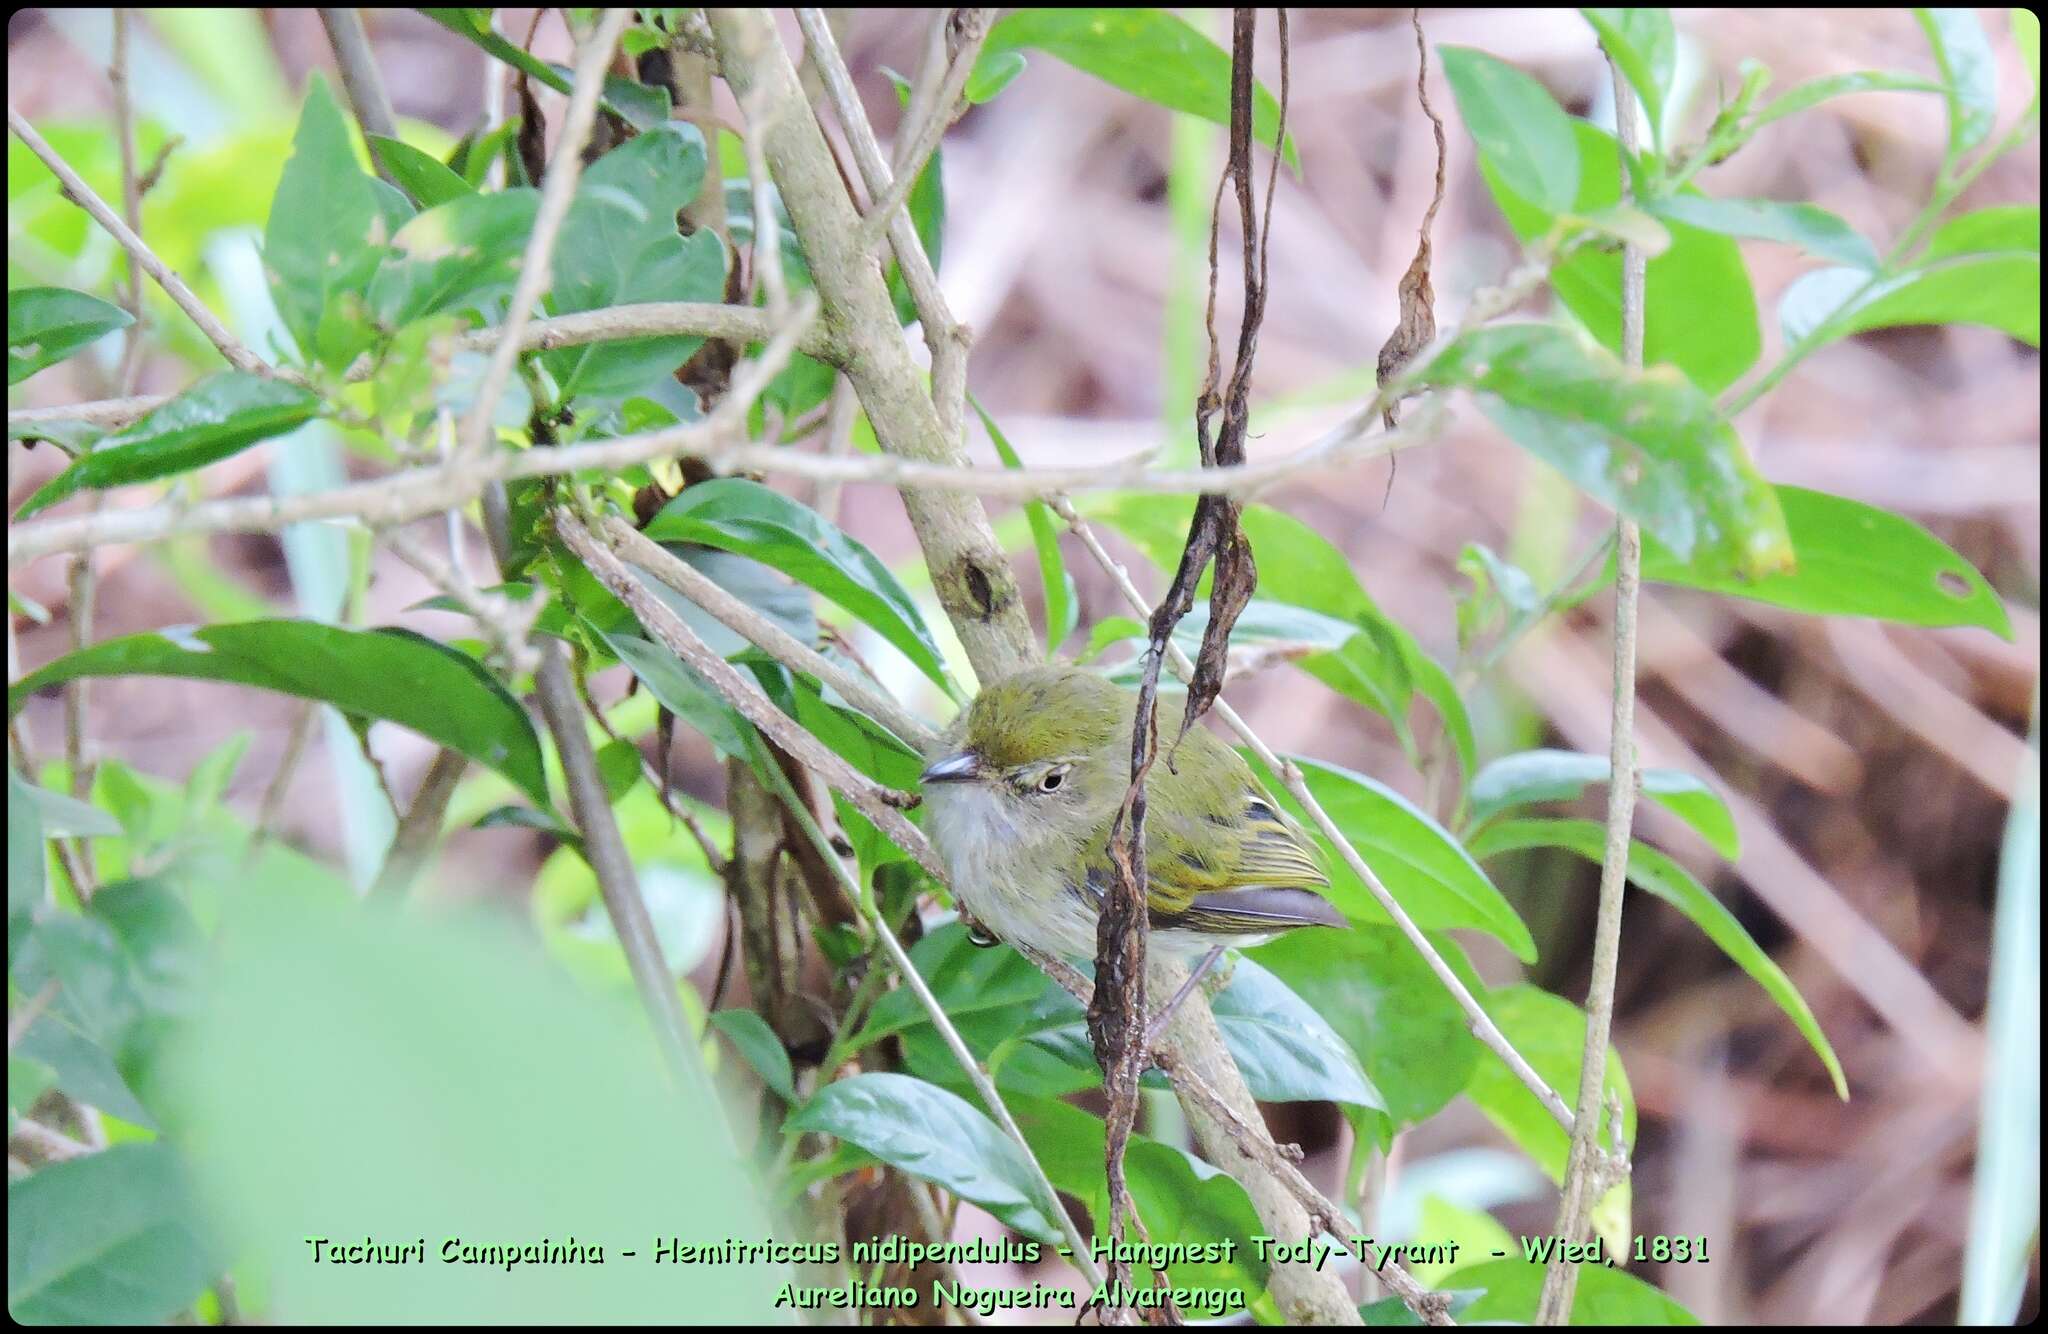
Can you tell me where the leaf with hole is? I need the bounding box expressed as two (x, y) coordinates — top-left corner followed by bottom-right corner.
(9, 287), (134, 385)
(16, 373), (320, 519)
(1642, 484), (2012, 638)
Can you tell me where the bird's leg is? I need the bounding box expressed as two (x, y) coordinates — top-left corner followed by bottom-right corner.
(1143, 945), (1227, 1049)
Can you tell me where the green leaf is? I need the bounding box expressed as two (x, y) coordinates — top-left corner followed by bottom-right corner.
(1580, 9), (1676, 148)
(8, 287), (133, 385)
(1462, 983), (1633, 1242)
(1421, 325), (1792, 579)
(1452, 1257), (1700, 1325)
(707, 1009), (796, 1101)
(785, 1072), (1062, 1245)
(1780, 254), (2039, 348)
(1440, 47), (1580, 213)
(852, 922), (1053, 1051)
(1468, 818), (1847, 1099)
(545, 124), (720, 399)
(12, 915), (141, 1053)
(264, 76), (414, 370)
(643, 479), (957, 696)
(1647, 196), (1879, 269)
(1479, 119), (1762, 393)
(592, 628), (756, 760)
(1924, 204), (2039, 259)
(8, 771), (46, 943)
(979, 8), (1297, 168)
(6, 1142), (217, 1323)
(1252, 925), (1483, 1127)
(1915, 7), (2000, 152)
(14, 784), (122, 839)
(9, 621), (549, 805)
(1466, 749), (1739, 859)
(1642, 484), (2012, 638)
(419, 9), (572, 95)
(977, 400), (1078, 655)
(1203, 956), (1382, 1108)
(89, 878), (208, 1026)
(367, 188), (540, 330)
(1749, 69), (1946, 131)
(16, 373), (321, 519)
(365, 134), (474, 209)
(12, 1011), (154, 1127)
(1010, 1095), (1270, 1298)
(1251, 754), (1538, 962)
(966, 49), (1028, 104)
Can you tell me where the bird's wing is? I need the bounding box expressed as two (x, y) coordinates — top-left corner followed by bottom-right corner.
(1079, 727), (1338, 933)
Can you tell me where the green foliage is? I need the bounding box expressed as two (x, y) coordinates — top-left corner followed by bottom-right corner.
(1468, 819), (1846, 1098)
(978, 9), (1296, 167)
(1421, 325), (1792, 579)
(365, 134), (474, 209)
(1440, 47), (1581, 211)
(8, 621), (549, 805)
(16, 373), (321, 519)
(6, 1143), (218, 1323)
(367, 189), (540, 330)
(1466, 749), (1739, 859)
(263, 77), (413, 371)
(1580, 9), (1676, 148)
(1642, 485), (2014, 637)
(707, 1008), (797, 1101)
(977, 399), (1078, 655)
(8, 286), (133, 384)
(643, 479), (959, 697)
(1451, 1257), (1700, 1324)
(1477, 119), (1764, 393)
(786, 1072), (1065, 1245)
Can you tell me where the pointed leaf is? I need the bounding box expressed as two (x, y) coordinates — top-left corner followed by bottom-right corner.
(1643, 484), (2012, 638)
(1467, 749), (1739, 859)
(1580, 9), (1675, 146)
(9, 287), (133, 385)
(1441, 47), (1580, 212)
(1915, 6), (2000, 151)
(365, 134), (474, 209)
(1648, 196), (1879, 269)
(16, 373), (320, 519)
(707, 1009), (796, 1102)
(785, 1072), (1062, 1245)
(8, 621), (547, 805)
(5, 1142), (216, 1323)
(643, 479), (957, 695)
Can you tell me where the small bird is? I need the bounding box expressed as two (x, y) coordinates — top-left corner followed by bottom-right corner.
(920, 665), (1346, 1009)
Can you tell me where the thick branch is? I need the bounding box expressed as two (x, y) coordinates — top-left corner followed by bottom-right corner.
(712, 7), (1033, 684)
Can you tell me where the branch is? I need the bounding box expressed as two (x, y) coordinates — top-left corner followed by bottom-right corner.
(456, 7), (632, 464)
(728, 6), (1033, 680)
(853, 9), (992, 254)
(317, 7), (401, 187)
(8, 104), (268, 375)
(1534, 52), (1645, 1327)
(9, 303), (844, 435)
(1055, 497), (1576, 1134)
(550, 510), (944, 885)
(593, 514), (939, 753)
(7, 297), (817, 564)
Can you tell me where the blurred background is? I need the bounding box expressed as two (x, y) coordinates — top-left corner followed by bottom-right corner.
(9, 8), (2039, 1325)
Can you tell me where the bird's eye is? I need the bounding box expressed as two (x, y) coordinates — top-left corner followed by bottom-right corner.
(1038, 766), (1069, 793)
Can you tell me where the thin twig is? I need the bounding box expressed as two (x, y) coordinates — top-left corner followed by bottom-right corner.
(317, 7), (401, 187)
(8, 105), (268, 375)
(853, 9), (992, 254)
(455, 7), (631, 467)
(365, 747), (468, 902)
(242, 701), (320, 868)
(8, 297), (818, 563)
(1534, 52), (1646, 1328)
(111, 8), (145, 393)
(595, 514), (938, 752)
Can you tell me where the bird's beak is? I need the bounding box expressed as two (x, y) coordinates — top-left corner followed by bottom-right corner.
(920, 750), (983, 785)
